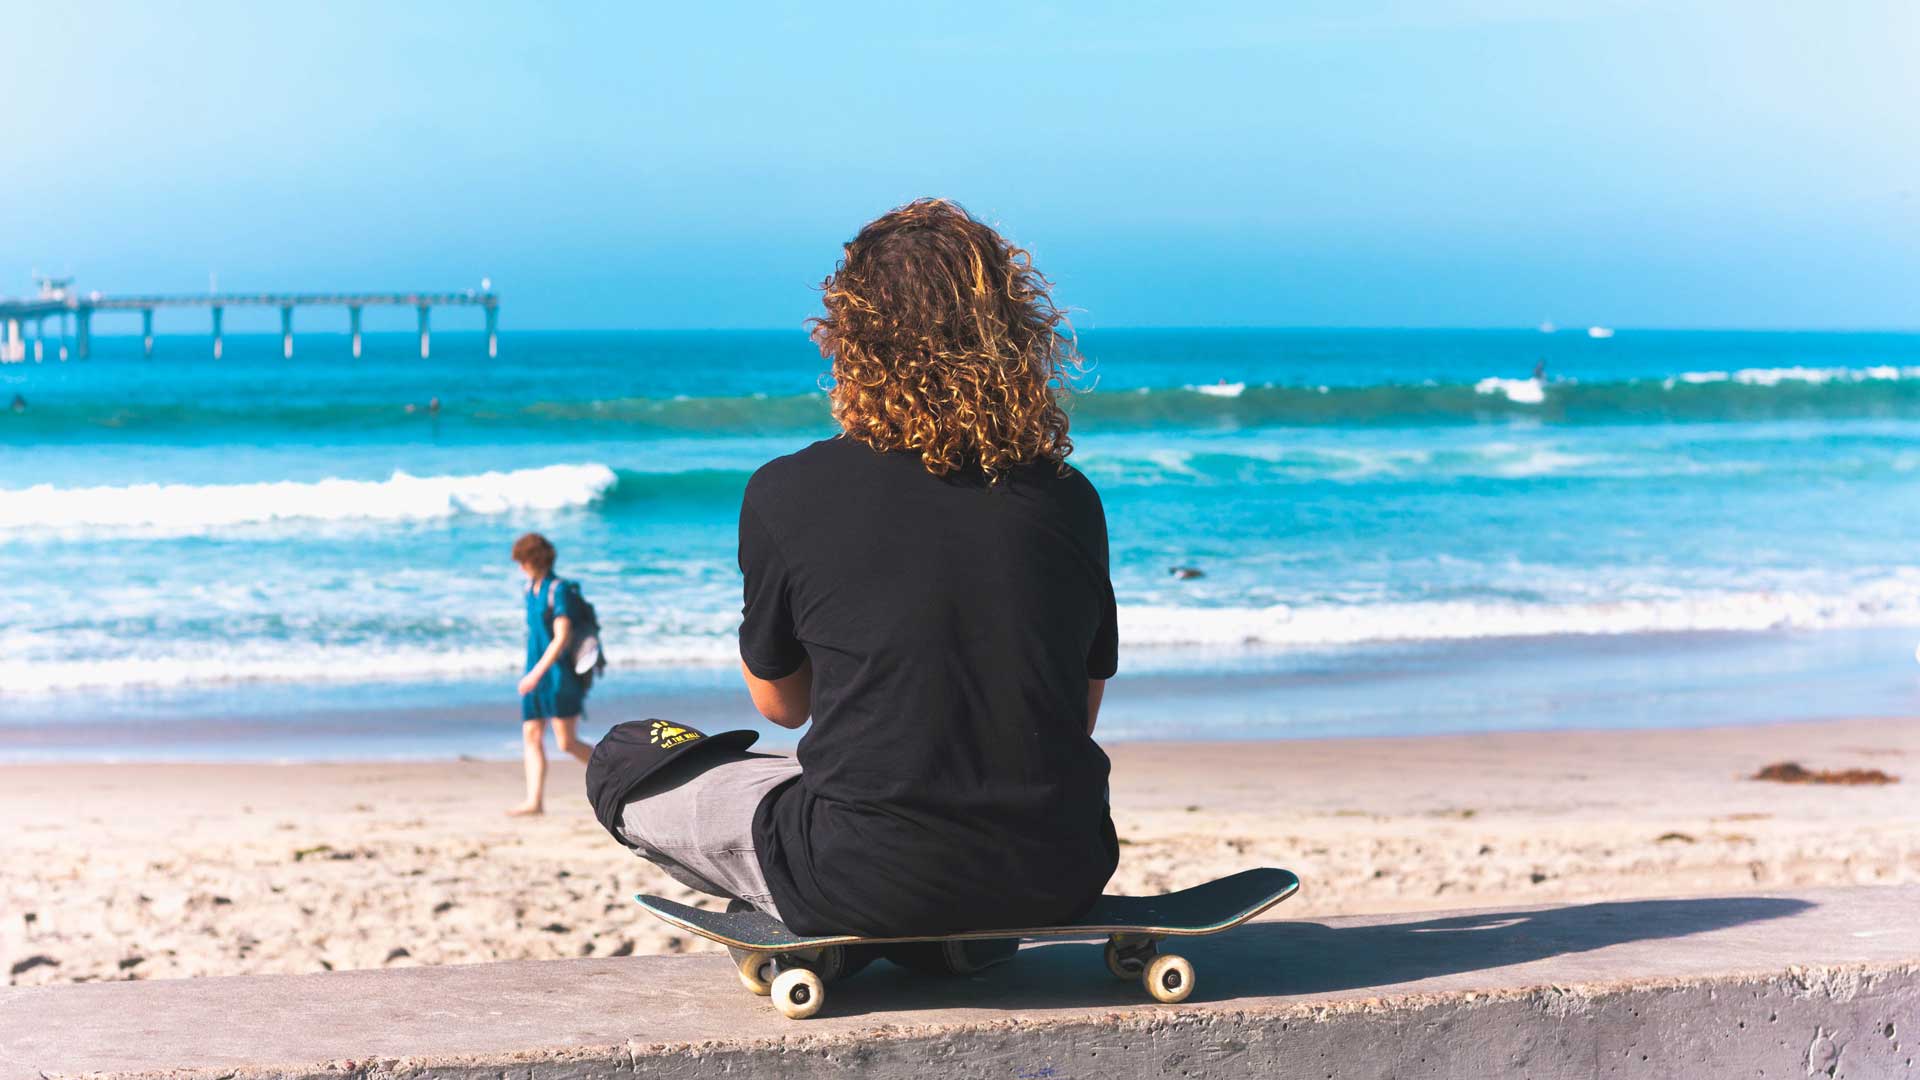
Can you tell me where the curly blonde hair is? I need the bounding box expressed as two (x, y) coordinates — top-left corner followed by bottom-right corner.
(809, 199), (1079, 479)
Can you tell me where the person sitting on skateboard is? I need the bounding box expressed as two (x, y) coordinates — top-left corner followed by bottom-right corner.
(587, 198), (1119, 973)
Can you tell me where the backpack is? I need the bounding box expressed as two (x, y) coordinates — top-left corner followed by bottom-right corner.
(546, 577), (608, 688)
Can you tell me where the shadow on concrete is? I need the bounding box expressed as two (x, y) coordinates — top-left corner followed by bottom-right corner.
(820, 895), (1813, 1017)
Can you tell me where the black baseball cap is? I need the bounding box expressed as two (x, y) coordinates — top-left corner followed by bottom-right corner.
(585, 719), (760, 846)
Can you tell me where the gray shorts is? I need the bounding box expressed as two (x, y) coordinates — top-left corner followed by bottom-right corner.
(616, 748), (801, 917)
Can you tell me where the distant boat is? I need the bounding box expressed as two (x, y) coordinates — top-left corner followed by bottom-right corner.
(1193, 381), (1246, 398)
(1587, 326), (1614, 339)
(1538, 320), (1556, 334)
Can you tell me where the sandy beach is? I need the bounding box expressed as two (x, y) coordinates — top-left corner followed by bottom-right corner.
(4, 716), (1914, 987)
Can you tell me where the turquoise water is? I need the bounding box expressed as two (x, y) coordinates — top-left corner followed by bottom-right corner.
(4, 328), (1919, 759)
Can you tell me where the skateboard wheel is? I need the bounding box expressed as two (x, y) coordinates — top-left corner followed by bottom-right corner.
(771, 967), (825, 1020)
(736, 951), (777, 997)
(1104, 936), (1155, 980)
(1143, 954), (1194, 1004)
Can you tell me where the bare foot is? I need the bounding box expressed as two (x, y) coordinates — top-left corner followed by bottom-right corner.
(506, 802), (544, 817)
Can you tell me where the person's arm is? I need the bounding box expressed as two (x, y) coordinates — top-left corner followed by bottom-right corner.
(739, 490), (810, 726)
(1087, 678), (1106, 737)
(742, 657), (812, 729)
(517, 615), (570, 696)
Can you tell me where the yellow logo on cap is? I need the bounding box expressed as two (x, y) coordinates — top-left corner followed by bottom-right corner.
(649, 720), (702, 750)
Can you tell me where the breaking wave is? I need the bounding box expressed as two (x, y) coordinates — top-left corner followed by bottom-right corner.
(0, 464), (623, 535)
(1119, 574), (1920, 648)
(7, 365), (1920, 438)
(0, 438), (1704, 538)
(8, 574), (1919, 695)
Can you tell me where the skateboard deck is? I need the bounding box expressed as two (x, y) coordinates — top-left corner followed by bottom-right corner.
(635, 866), (1300, 1018)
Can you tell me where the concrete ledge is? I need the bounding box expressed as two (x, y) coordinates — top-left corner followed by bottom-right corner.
(5, 886), (1917, 1079)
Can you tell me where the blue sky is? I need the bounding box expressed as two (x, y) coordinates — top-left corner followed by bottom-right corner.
(3, 1), (1915, 330)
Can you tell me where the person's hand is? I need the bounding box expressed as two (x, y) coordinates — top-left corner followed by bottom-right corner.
(517, 671), (541, 697)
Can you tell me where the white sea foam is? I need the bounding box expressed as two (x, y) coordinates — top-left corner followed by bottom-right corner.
(11, 574), (1920, 696)
(0, 646), (523, 695)
(1473, 376), (1546, 404)
(1470, 444), (1598, 478)
(0, 463), (620, 535)
(1080, 440), (1601, 483)
(1662, 365), (1920, 389)
(1118, 575), (1920, 649)
(0, 632), (741, 695)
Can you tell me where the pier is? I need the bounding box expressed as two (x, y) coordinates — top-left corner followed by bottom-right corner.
(0, 277), (499, 362)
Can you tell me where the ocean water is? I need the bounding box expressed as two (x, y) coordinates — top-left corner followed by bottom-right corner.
(4, 328), (1919, 759)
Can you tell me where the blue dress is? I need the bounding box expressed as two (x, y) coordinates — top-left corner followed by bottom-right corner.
(523, 576), (588, 720)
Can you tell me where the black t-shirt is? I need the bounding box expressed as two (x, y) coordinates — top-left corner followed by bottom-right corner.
(741, 436), (1120, 938)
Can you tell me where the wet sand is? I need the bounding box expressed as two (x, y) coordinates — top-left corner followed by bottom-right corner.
(3, 716), (1914, 986)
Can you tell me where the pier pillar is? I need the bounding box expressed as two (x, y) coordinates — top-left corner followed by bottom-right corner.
(142, 308), (155, 358)
(5, 319), (20, 362)
(417, 305), (430, 359)
(211, 306), (224, 359)
(76, 310), (90, 360)
(59, 312), (70, 361)
(281, 305), (294, 359)
(33, 318), (44, 362)
(349, 306), (363, 359)
(485, 302), (498, 358)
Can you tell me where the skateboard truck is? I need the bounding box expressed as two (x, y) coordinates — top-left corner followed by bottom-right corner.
(732, 932), (1198, 1018)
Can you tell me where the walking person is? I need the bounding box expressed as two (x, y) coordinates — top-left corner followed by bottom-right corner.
(510, 532), (596, 816)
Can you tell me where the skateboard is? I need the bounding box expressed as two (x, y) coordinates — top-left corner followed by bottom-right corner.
(635, 866), (1300, 1019)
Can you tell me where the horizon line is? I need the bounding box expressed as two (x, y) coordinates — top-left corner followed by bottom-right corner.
(61, 324), (1920, 337)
